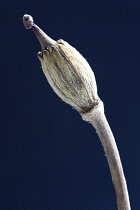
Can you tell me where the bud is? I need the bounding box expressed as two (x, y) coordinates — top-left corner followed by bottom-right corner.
(23, 15), (100, 113)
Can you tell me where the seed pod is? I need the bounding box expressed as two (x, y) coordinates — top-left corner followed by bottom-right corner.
(23, 14), (100, 113)
(23, 16), (131, 210)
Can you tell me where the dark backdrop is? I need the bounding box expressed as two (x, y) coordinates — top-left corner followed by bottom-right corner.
(1, 1), (140, 209)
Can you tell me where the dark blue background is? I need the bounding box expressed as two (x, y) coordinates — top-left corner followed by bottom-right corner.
(1, 1), (140, 209)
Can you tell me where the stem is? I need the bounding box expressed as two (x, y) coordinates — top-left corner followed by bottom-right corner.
(32, 24), (56, 50)
(23, 14), (56, 49)
(82, 101), (131, 210)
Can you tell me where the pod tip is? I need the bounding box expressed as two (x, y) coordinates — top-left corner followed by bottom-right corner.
(23, 14), (34, 29)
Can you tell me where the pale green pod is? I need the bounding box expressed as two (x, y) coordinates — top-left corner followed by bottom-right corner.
(23, 15), (100, 113)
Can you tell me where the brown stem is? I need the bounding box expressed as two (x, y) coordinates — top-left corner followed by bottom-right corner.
(32, 24), (56, 50)
(82, 102), (131, 210)
(23, 14), (56, 49)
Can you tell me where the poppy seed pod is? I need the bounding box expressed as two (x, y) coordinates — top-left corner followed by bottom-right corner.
(23, 14), (100, 113)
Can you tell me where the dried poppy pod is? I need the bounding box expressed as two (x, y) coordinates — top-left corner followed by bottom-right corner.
(23, 14), (100, 113)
